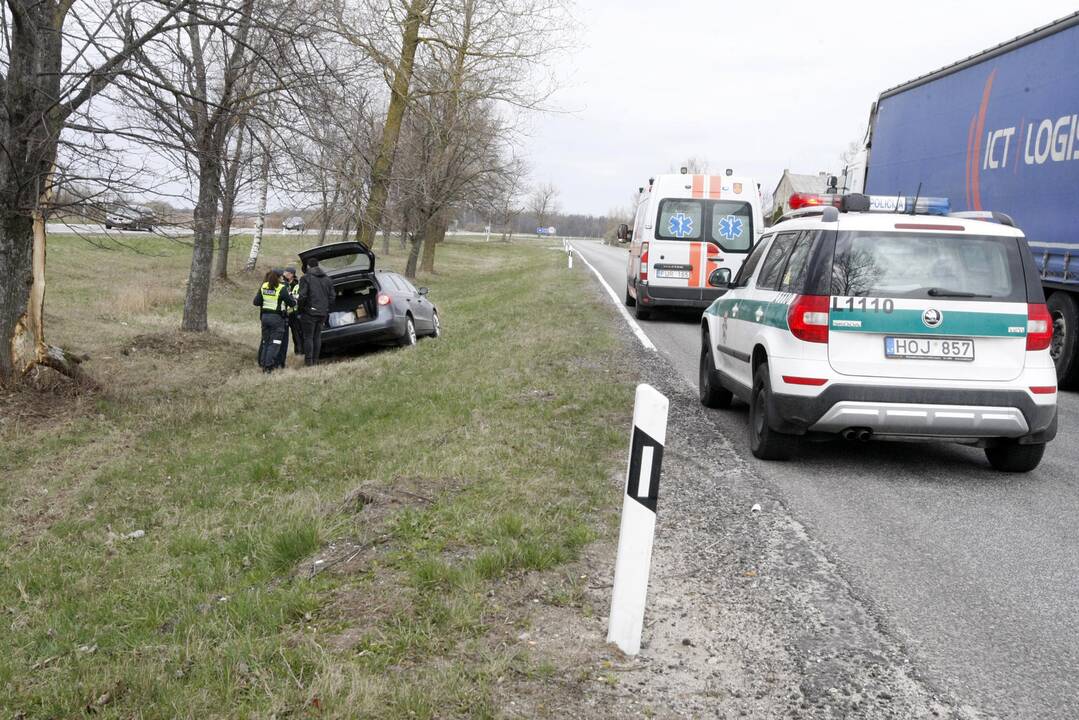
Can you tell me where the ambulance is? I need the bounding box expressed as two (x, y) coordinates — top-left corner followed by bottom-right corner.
(620, 170), (763, 319)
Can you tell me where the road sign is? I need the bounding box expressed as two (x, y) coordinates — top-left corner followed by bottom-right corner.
(607, 384), (669, 656)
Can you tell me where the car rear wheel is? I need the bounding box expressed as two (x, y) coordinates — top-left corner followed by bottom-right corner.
(399, 317), (417, 347)
(749, 363), (796, 461)
(984, 442), (1045, 473)
(624, 283), (636, 307)
(699, 333), (732, 409)
(1047, 292), (1079, 388)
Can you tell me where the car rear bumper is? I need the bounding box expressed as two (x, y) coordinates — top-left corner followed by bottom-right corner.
(770, 384), (1057, 444)
(320, 311), (403, 349)
(638, 282), (725, 310)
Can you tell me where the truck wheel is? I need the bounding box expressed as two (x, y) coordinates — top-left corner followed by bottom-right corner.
(699, 333), (732, 409)
(749, 363), (796, 461)
(1047, 292), (1079, 388)
(624, 283), (636, 307)
(984, 442), (1045, 473)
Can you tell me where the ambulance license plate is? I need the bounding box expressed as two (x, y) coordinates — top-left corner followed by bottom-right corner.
(884, 336), (974, 361)
(656, 269), (691, 279)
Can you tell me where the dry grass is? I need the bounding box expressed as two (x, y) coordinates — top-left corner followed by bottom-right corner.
(0, 233), (632, 719)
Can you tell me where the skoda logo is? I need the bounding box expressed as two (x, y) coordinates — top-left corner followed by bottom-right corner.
(922, 308), (943, 328)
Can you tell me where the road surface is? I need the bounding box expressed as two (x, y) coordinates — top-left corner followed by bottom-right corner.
(573, 238), (1079, 720)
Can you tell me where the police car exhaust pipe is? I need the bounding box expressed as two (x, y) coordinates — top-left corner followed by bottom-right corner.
(843, 428), (873, 441)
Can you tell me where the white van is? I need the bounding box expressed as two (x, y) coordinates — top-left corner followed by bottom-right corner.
(620, 171), (763, 319)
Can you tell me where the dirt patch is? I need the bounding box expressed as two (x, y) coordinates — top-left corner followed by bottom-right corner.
(0, 371), (97, 434)
(123, 330), (242, 357)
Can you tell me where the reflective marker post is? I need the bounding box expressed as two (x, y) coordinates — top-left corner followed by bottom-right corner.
(607, 383), (668, 656)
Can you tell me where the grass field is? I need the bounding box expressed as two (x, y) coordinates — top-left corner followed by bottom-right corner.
(0, 232), (632, 718)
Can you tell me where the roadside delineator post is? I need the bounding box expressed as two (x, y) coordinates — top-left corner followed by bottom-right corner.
(607, 383), (668, 656)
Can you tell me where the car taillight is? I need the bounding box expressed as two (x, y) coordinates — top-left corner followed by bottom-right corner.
(377, 293), (392, 306)
(787, 295), (830, 344)
(639, 242), (649, 282)
(1026, 303), (1052, 351)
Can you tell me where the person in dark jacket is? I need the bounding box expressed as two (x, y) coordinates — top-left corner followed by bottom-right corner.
(297, 259), (335, 366)
(276, 266), (302, 368)
(253, 269), (295, 372)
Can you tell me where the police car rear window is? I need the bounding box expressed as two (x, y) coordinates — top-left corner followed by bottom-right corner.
(830, 232), (1026, 302)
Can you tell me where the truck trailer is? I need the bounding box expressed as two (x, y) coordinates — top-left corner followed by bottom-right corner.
(862, 12), (1079, 385)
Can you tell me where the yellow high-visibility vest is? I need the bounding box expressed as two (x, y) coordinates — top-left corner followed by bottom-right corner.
(260, 282), (285, 312)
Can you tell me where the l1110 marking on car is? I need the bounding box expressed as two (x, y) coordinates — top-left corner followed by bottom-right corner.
(608, 383), (668, 656)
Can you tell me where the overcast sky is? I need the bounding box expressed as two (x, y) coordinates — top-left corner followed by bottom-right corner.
(526, 1), (1079, 216)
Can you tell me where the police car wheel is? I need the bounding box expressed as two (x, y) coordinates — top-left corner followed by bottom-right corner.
(1046, 292), (1079, 388)
(749, 363), (795, 461)
(624, 284), (636, 307)
(699, 335), (732, 409)
(984, 442), (1045, 473)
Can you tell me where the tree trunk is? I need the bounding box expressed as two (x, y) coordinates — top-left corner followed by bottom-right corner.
(356, 0), (428, 247)
(339, 212), (352, 243)
(382, 223), (391, 255)
(317, 183), (340, 247)
(244, 148), (271, 272)
(215, 192), (236, 281)
(399, 226), (408, 251)
(420, 216), (447, 274)
(404, 229), (423, 279)
(182, 157), (221, 332)
(215, 130), (245, 281)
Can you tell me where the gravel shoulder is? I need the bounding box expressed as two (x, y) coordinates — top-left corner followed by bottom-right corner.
(505, 268), (994, 719)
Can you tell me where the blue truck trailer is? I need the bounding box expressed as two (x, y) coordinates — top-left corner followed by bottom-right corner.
(863, 12), (1079, 385)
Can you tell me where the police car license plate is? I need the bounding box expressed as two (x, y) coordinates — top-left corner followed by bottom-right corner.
(884, 336), (974, 361)
(656, 269), (691, 279)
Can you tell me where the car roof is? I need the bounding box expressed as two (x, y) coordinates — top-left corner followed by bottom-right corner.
(769, 211), (1023, 237)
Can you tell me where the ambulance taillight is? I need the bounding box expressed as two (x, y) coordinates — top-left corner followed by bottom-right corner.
(639, 242), (649, 282)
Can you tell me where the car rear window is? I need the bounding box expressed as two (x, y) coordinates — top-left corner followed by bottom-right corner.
(830, 232), (1026, 302)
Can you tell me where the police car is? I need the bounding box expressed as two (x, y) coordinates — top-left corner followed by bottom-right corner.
(698, 192), (1057, 472)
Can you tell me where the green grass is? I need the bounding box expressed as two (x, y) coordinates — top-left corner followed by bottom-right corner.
(0, 232), (631, 718)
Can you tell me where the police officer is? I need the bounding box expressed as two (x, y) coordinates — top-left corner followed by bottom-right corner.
(297, 259), (335, 366)
(283, 266), (303, 355)
(253, 269), (295, 372)
(275, 266), (302, 368)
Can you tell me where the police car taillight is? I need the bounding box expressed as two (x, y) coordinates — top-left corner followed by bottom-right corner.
(1026, 303), (1052, 351)
(788, 295), (830, 344)
(377, 293), (392, 306)
(639, 242), (649, 282)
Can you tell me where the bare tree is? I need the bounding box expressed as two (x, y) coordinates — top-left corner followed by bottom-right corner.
(528, 182), (559, 230)
(0, 1), (193, 386)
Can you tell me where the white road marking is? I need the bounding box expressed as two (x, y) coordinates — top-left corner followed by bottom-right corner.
(570, 242), (657, 352)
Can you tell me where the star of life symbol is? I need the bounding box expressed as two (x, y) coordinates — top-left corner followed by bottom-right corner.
(668, 212), (694, 238)
(718, 214), (744, 241)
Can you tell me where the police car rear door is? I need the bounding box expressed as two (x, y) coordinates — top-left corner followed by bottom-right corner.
(828, 228), (1030, 381)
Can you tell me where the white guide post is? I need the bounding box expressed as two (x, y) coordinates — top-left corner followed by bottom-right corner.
(607, 383), (669, 656)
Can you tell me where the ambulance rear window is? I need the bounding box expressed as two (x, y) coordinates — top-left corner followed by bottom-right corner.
(656, 200), (703, 240)
(655, 199), (754, 251)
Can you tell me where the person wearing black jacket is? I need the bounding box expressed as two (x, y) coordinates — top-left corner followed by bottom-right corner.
(253, 269), (295, 372)
(297, 259), (335, 366)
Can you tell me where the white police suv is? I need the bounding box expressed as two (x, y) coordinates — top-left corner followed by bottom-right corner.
(698, 193), (1057, 472)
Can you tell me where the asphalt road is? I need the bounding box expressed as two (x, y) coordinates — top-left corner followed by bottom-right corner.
(573, 238), (1079, 720)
